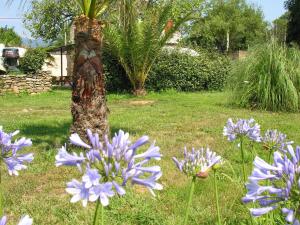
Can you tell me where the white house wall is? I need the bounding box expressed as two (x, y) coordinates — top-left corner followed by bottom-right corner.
(43, 53), (70, 77)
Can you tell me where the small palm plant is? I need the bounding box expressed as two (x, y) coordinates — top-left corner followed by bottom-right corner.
(104, 0), (192, 95)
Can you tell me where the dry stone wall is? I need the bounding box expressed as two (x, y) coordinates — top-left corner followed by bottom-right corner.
(0, 71), (52, 94)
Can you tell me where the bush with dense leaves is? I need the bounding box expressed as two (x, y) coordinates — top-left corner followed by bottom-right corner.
(20, 48), (48, 74)
(228, 40), (300, 112)
(103, 48), (230, 93)
(146, 49), (230, 92)
(102, 48), (131, 93)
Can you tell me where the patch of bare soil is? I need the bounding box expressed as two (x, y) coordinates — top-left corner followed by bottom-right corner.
(129, 100), (155, 106)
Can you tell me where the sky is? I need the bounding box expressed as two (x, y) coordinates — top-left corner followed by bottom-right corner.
(0, 0), (287, 39)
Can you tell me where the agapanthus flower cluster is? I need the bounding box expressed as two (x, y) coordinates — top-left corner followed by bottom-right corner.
(55, 130), (163, 207)
(243, 145), (300, 224)
(0, 215), (33, 225)
(0, 126), (33, 176)
(172, 147), (222, 178)
(262, 129), (293, 153)
(223, 118), (261, 142)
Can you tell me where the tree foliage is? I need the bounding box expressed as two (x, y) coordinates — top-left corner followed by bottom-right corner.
(19, 48), (48, 74)
(0, 26), (22, 46)
(23, 0), (114, 43)
(285, 0), (300, 45)
(272, 13), (289, 44)
(187, 0), (267, 52)
(23, 0), (78, 42)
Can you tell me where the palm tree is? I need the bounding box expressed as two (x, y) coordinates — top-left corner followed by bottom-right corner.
(7, 0), (113, 138)
(70, 0), (112, 139)
(104, 0), (192, 95)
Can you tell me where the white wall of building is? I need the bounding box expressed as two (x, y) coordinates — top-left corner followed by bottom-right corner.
(43, 53), (70, 77)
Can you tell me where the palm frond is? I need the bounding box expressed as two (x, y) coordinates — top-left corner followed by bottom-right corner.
(104, 0), (192, 91)
(74, 0), (113, 19)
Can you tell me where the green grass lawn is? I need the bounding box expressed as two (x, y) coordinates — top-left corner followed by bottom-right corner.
(0, 89), (299, 225)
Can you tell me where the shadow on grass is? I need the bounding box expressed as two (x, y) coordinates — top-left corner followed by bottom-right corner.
(21, 122), (71, 149)
(110, 126), (142, 137)
(20, 121), (142, 150)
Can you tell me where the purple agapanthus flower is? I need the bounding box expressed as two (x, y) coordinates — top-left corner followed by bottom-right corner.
(0, 126), (33, 176)
(262, 129), (293, 153)
(243, 144), (300, 224)
(223, 118), (261, 142)
(56, 130), (163, 207)
(172, 147), (222, 178)
(0, 215), (33, 225)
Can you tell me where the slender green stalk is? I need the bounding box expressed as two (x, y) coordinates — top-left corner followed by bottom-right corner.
(268, 150), (273, 164)
(213, 170), (221, 225)
(267, 150), (275, 224)
(93, 201), (104, 225)
(183, 176), (196, 225)
(101, 204), (104, 225)
(240, 138), (247, 184)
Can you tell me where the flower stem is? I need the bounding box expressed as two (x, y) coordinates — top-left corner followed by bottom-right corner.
(183, 176), (196, 225)
(101, 204), (104, 225)
(93, 201), (104, 225)
(240, 138), (247, 184)
(213, 170), (222, 225)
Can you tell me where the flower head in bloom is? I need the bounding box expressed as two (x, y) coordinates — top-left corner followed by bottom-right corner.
(172, 147), (222, 178)
(0, 126), (33, 176)
(55, 130), (163, 207)
(223, 118), (261, 142)
(262, 129), (293, 153)
(0, 215), (33, 225)
(243, 145), (300, 224)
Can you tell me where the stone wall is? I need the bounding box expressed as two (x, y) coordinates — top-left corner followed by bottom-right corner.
(0, 71), (52, 94)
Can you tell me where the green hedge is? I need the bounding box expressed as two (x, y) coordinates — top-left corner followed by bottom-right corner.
(20, 48), (48, 74)
(103, 48), (230, 93)
(102, 49), (131, 93)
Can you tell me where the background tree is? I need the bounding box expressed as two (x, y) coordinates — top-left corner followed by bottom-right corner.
(187, 0), (267, 52)
(104, 0), (193, 95)
(23, 0), (78, 44)
(285, 0), (300, 45)
(272, 13), (289, 44)
(0, 26), (22, 46)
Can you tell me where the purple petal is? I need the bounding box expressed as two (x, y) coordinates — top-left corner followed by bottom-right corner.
(18, 215), (33, 225)
(70, 133), (91, 149)
(112, 181), (126, 196)
(55, 145), (85, 168)
(250, 206), (276, 217)
(0, 216), (7, 225)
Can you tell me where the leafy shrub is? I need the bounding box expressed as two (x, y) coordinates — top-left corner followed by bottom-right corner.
(146, 49), (230, 92)
(102, 48), (230, 93)
(228, 40), (300, 112)
(102, 48), (131, 93)
(20, 48), (47, 74)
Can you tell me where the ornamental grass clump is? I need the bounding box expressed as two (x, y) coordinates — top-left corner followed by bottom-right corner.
(223, 118), (261, 183)
(228, 40), (300, 112)
(173, 147), (222, 225)
(243, 145), (300, 224)
(56, 130), (163, 225)
(0, 126), (34, 223)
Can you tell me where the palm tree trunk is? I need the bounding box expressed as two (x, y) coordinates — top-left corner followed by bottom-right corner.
(71, 15), (109, 139)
